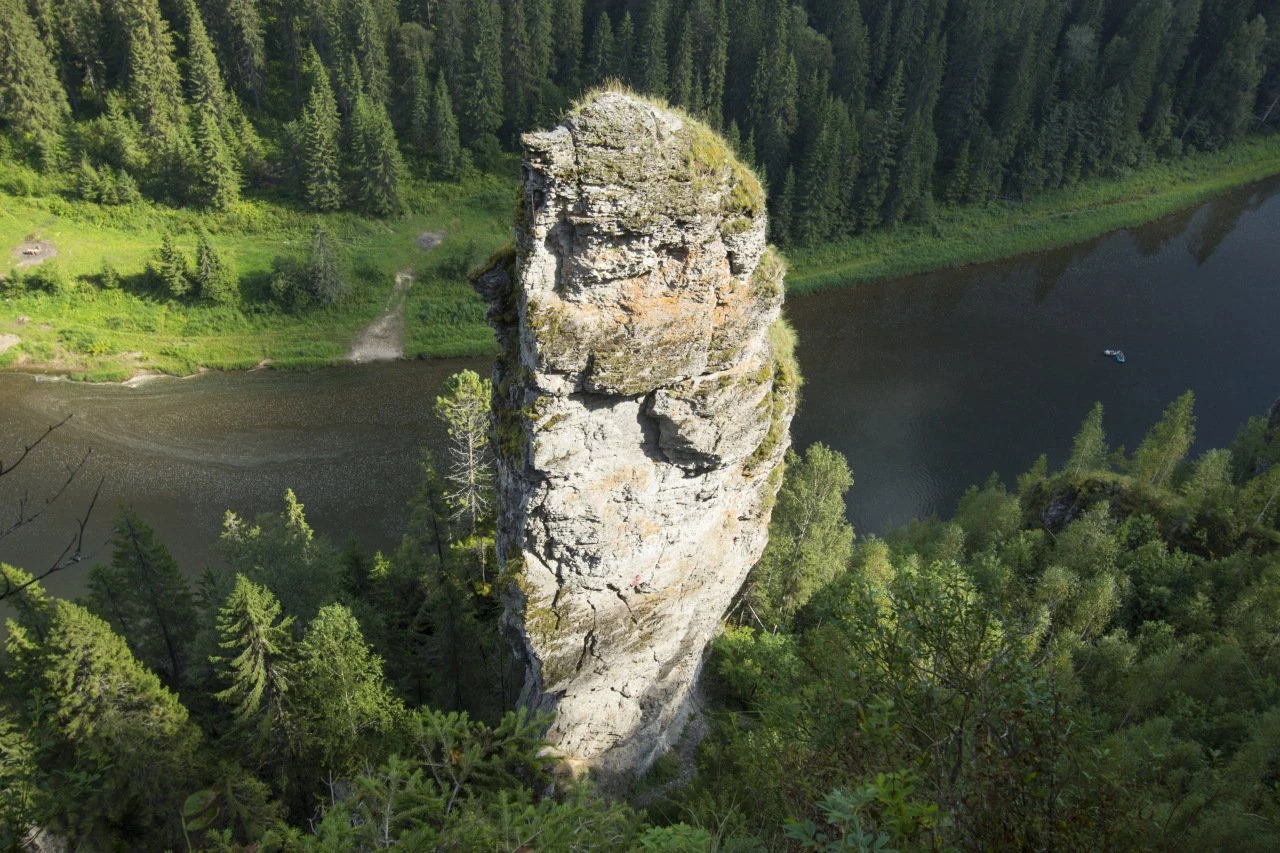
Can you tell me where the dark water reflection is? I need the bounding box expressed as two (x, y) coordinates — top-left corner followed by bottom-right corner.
(2, 177), (1278, 597)
(787, 176), (1280, 535)
(0, 360), (487, 598)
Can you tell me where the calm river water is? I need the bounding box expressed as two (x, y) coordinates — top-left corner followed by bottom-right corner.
(2, 177), (1278, 597)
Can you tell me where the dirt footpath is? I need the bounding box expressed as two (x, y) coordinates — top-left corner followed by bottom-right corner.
(347, 271), (413, 363)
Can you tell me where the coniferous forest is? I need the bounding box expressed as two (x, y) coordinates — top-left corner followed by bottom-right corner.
(4, 0), (1280, 850)
(2, 0), (1279, 240)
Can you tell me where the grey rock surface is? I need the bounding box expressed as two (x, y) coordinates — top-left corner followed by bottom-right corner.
(473, 90), (796, 784)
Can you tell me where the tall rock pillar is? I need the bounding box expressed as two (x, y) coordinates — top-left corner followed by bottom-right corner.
(473, 90), (797, 782)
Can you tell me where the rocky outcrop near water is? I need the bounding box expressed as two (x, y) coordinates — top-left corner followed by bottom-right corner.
(472, 89), (797, 784)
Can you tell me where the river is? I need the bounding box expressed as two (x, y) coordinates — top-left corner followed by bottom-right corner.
(2, 177), (1278, 598)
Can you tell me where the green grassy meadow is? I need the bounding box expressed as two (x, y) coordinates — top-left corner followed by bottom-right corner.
(0, 161), (514, 380)
(2, 135), (1279, 381)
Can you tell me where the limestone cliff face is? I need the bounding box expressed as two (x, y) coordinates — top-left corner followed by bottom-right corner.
(473, 91), (796, 782)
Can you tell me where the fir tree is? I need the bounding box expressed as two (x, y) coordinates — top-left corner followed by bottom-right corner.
(638, 0), (669, 97)
(0, 0), (70, 168)
(190, 106), (242, 209)
(463, 0), (504, 148)
(429, 73), (464, 180)
(194, 231), (235, 304)
(347, 92), (404, 216)
(4, 600), (207, 847)
(551, 0), (584, 91)
(118, 0), (187, 147)
(670, 15), (694, 108)
(153, 232), (191, 298)
(587, 10), (615, 86)
(212, 575), (300, 771)
(299, 51), (342, 211)
(222, 0), (265, 105)
(305, 224), (344, 304)
(616, 10), (635, 84)
(1132, 391), (1197, 487)
(84, 506), (197, 686)
(296, 604), (403, 777)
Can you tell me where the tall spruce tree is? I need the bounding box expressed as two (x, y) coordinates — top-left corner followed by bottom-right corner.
(212, 575), (300, 773)
(429, 73), (464, 179)
(3, 600), (207, 847)
(1132, 391), (1197, 487)
(463, 0), (504, 148)
(638, 0), (669, 97)
(299, 50), (342, 211)
(117, 0), (187, 148)
(587, 10), (615, 86)
(347, 92), (404, 216)
(84, 506), (197, 686)
(0, 0), (70, 168)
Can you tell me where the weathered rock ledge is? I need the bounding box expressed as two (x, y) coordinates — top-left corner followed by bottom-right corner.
(473, 90), (797, 784)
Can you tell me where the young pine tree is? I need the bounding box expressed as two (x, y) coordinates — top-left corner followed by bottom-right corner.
(1132, 391), (1197, 487)
(153, 232), (192, 298)
(194, 231), (236, 304)
(1066, 402), (1108, 476)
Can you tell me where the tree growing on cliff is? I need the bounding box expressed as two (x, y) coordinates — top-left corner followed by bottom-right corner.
(740, 442), (855, 630)
(434, 370), (494, 540)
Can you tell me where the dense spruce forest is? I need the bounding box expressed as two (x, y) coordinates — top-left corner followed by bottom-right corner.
(2, 0), (1279, 241)
(4, 377), (1280, 848)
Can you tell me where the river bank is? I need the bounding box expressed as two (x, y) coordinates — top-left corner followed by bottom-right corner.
(785, 135), (1280, 294)
(3, 136), (1280, 380)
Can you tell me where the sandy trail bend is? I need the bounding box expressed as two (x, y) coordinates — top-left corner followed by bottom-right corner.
(348, 270), (413, 363)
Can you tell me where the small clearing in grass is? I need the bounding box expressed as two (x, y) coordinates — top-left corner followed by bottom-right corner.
(416, 231), (444, 251)
(0, 334), (19, 354)
(13, 240), (55, 267)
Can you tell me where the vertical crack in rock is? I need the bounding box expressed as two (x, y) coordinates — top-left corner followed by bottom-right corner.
(472, 89), (797, 787)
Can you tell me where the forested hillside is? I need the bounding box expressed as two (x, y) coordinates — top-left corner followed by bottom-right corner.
(2, 0), (1279, 241)
(4, 379), (1280, 848)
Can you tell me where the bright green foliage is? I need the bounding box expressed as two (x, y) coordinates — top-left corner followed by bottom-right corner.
(299, 52), (343, 211)
(295, 603), (403, 777)
(1065, 401), (1108, 476)
(742, 443), (854, 631)
(285, 708), (644, 848)
(347, 92), (404, 216)
(0, 0), (70, 168)
(194, 231), (236, 304)
(1132, 390), (1196, 486)
(84, 506), (197, 685)
(221, 488), (343, 624)
(3, 600), (206, 848)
